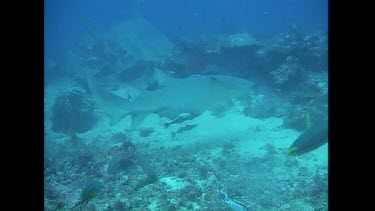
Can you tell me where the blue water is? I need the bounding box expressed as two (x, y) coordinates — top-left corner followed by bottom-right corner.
(44, 1), (328, 210)
(45, 0), (327, 62)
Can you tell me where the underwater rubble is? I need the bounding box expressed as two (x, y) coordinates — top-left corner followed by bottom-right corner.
(44, 131), (327, 210)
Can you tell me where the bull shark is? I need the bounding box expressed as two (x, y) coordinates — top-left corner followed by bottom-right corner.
(84, 68), (255, 130)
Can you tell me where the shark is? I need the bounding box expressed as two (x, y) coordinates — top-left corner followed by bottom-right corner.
(84, 68), (255, 130)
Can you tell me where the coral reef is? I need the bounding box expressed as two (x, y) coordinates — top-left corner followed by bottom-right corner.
(106, 134), (138, 175)
(51, 89), (96, 134)
(270, 56), (304, 88)
(44, 130), (327, 210)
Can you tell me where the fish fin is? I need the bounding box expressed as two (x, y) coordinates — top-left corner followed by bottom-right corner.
(153, 67), (173, 87)
(233, 200), (249, 210)
(164, 122), (171, 128)
(108, 113), (128, 126)
(130, 112), (148, 130)
(171, 131), (176, 138)
(84, 67), (132, 127)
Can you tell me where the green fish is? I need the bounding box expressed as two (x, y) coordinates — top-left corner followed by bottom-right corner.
(288, 119), (328, 156)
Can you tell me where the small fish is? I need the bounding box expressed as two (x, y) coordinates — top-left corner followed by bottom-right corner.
(219, 190), (251, 211)
(164, 113), (200, 128)
(171, 124), (198, 137)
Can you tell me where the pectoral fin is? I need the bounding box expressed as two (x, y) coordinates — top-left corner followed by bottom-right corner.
(130, 112), (148, 130)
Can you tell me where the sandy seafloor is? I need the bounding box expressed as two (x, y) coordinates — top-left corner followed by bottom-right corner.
(44, 79), (328, 211)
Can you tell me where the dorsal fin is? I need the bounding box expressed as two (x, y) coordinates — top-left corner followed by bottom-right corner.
(152, 67), (174, 87)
